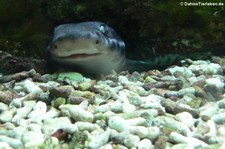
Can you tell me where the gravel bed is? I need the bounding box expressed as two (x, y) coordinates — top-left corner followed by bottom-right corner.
(0, 58), (225, 149)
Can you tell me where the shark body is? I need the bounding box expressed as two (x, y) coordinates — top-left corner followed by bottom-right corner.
(47, 21), (183, 75)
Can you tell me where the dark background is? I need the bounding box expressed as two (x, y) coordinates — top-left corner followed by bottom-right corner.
(0, 0), (224, 60)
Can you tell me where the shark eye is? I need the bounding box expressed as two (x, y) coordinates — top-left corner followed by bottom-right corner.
(99, 24), (107, 34)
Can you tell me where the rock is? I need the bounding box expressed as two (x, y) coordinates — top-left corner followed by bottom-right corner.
(22, 131), (45, 148)
(122, 103), (136, 113)
(12, 105), (33, 122)
(200, 102), (219, 120)
(153, 116), (191, 136)
(138, 139), (153, 149)
(169, 132), (208, 148)
(79, 80), (96, 91)
(0, 135), (23, 149)
(75, 122), (100, 131)
(118, 76), (130, 84)
(0, 102), (8, 112)
(141, 94), (164, 109)
(187, 97), (202, 109)
(57, 72), (85, 82)
(10, 91), (41, 108)
(49, 85), (73, 98)
(171, 143), (192, 149)
(206, 77), (224, 89)
(27, 101), (47, 118)
(125, 85), (148, 96)
(42, 117), (71, 135)
(168, 66), (194, 78)
(27, 123), (42, 132)
(188, 62), (222, 75)
(177, 87), (195, 96)
(144, 76), (157, 83)
(128, 126), (149, 138)
(193, 85), (207, 98)
(0, 142), (12, 149)
(59, 105), (94, 122)
(62, 124), (78, 134)
(0, 107), (16, 123)
(51, 97), (66, 108)
(70, 90), (95, 100)
(175, 112), (194, 128)
(211, 113), (225, 124)
(21, 79), (42, 93)
(161, 99), (199, 118)
(0, 90), (14, 104)
(126, 90), (143, 106)
(124, 134), (140, 148)
(124, 118), (144, 126)
(108, 116), (129, 132)
(67, 96), (87, 104)
(118, 109), (158, 120)
(88, 128), (111, 149)
(147, 126), (160, 141)
(112, 144), (128, 149)
(203, 85), (223, 101)
(30, 107), (59, 123)
(95, 100), (123, 113)
(217, 98), (225, 108)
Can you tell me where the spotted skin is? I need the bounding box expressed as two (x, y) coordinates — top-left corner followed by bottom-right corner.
(47, 21), (126, 75)
(47, 21), (182, 75)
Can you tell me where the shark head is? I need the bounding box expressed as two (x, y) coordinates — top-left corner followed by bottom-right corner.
(47, 21), (126, 74)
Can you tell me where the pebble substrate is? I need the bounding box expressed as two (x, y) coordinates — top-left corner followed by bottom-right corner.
(0, 58), (225, 149)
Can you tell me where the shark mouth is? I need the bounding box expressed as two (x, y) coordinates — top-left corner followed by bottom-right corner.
(61, 53), (102, 59)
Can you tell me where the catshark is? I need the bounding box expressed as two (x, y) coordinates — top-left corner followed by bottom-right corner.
(47, 21), (180, 75)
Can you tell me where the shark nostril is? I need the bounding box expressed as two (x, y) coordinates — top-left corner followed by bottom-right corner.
(54, 45), (58, 49)
(95, 40), (100, 44)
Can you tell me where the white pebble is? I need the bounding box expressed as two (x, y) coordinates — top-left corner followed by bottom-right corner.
(128, 126), (149, 138)
(212, 113), (225, 124)
(118, 76), (130, 84)
(31, 107), (59, 123)
(0, 102), (8, 112)
(147, 126), (160, 141)
(206, 120), (217, 137)
(28, 123), (42, 132)
(60, 105), (93, 122)
(168, 66), (194, 78)
(88, 129), (111, 149)
(124, 134), (140, 148)
(138, 139), (152, 149)
(122, 103), (136, 113)
(141, 94), (164, 109)
(62, 124), (78, 134)
(22, 131), (45, 148)
(42, 117), (71, 135)
(175, 112), (194, 128)
(153, 116), (191, 136)
(206, 77), (224, 88)
(108, 116), (129, 132)
(169, 132), (208, 148)
(22, 79), (42, 93)
(100, 144), (113, 149)
(0, 107), (16, 123)
(27, 101), (47, 118)
(12, 106), (32, 122)
(0, 142), (12, 149)
(126, 117), (146, 126)
(75, 122), (100, 131)
(12, 126), (27, 140)
(0, 135), (23, 149)
(200, 103), (219, 119)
